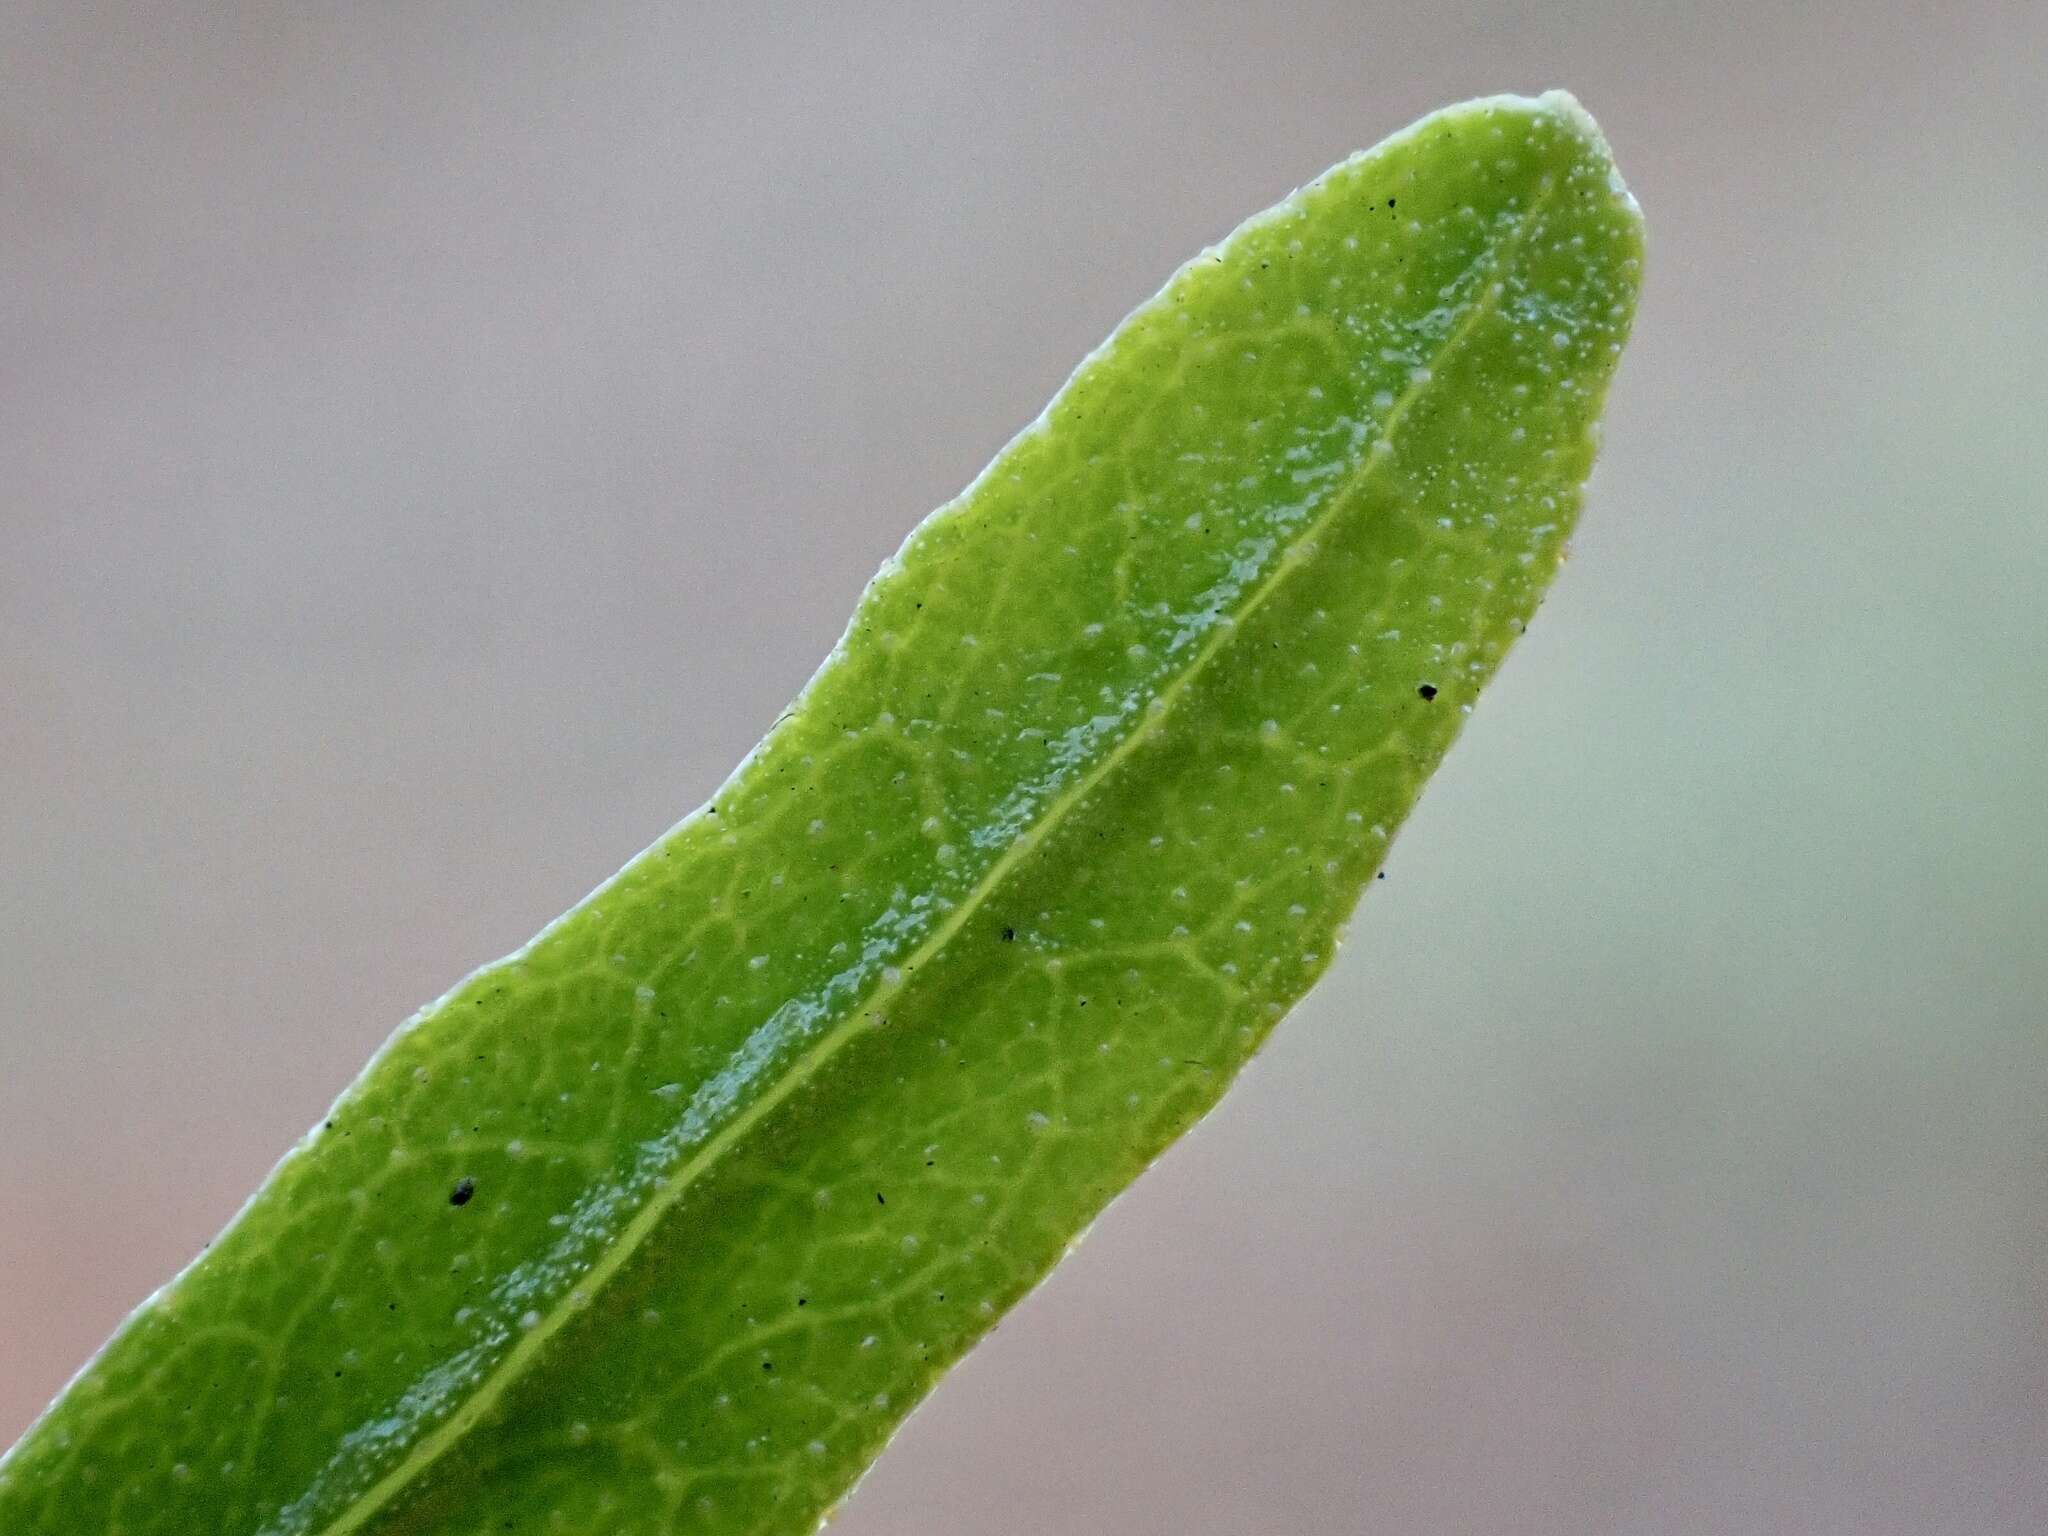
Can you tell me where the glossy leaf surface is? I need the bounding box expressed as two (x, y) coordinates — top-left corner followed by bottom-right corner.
(0, 91), (1642, 1536)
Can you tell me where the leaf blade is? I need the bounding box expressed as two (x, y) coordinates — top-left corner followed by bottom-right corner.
(1, 90), (1642, 1536)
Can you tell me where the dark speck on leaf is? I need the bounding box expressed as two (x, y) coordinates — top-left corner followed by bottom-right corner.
(1417, 683), (1438, 701)
(875, 1191), (886, 1205)
(1000, 926), (1016, 942)
(449, 1178), (476, 1207)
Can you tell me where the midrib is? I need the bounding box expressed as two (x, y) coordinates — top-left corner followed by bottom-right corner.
(309, 181), (1551, 1536)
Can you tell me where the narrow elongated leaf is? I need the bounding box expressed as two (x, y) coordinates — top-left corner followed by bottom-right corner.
(2, 91), (1641, 1535)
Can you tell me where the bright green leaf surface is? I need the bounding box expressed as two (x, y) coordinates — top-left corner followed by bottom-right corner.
(1, 92), (1641, 1535)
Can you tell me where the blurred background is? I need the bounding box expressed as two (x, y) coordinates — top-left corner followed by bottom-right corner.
(4, 2), (2044, 1531)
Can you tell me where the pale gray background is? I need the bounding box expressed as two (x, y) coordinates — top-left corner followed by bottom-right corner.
(5, 3), (2046, 1531)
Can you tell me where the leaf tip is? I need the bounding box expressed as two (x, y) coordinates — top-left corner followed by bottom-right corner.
(1531, 88), (1643, 223)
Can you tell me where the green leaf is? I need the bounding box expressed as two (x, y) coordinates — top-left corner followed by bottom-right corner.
(1, 91), (1641, 1535)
